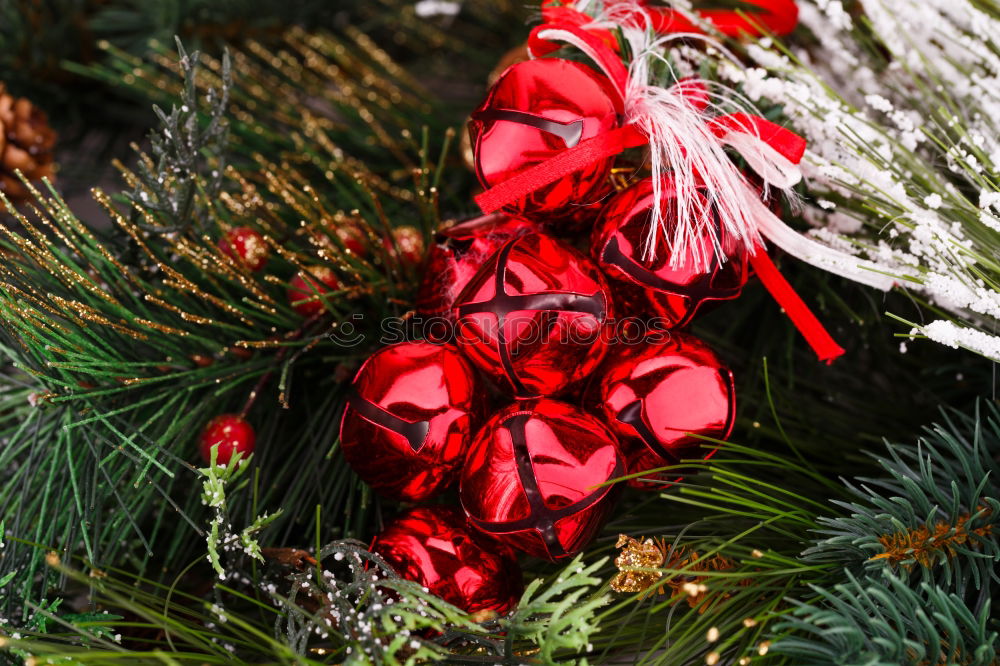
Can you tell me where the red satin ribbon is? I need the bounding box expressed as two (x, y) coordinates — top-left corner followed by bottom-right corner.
(475, 124), (647, 214)
(711, 112), (807, 162)
(475, 112), (802, 214)
(542, 0), (799, 38)
(749, 250), (845, 363)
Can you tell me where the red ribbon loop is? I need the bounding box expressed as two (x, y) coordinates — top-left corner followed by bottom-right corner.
(541, 0), (799, 38)
(539, 2), (622, 51)
(711, 112), (807, 163)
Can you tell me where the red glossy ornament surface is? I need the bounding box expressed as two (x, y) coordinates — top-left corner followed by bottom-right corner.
(592, 178), (748, 328)
(372, 506), (522, 614)
(586, 332), (735, 488)
(199, 414), (256, 466)
(470, 58), (620, 222)
(416, 213), (535, 326)
(339, 341), (482, 501)
(453, 232), (612, 398)
(460, 399), (623, 561)
(287, 265), (340, 317)
(219, 227), (269, 271)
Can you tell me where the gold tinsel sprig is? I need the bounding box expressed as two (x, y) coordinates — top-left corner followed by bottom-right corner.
(610, 535), (667, 595)
(610, 535), (749, 612)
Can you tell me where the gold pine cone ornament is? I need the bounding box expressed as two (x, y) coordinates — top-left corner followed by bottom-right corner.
(0, 83), (57, 204)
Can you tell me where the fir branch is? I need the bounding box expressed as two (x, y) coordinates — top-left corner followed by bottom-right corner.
(773, 570), (998, 666)
(768, 402), (1000, 663)
(804, 402), (1000, 601)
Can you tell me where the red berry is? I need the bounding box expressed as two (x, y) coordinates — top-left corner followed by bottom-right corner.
(199, 414), (255, 466)
(384, 226), (424, 269)
(219, 227), (270, 271)
(335, 222), (368, 257)
(287, 265), (340, 317)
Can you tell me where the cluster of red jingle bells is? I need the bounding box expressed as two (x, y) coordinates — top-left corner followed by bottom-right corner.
(338, 52), (752, 615)
(199, 0), (804, 614)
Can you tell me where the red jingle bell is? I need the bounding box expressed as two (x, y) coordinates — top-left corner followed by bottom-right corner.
(287, 265), (340, 317)
(586, 332), (735, 488)
(453, 232), (612, 398)
(416, 213), (535, 327)
(469, 57), (620, 223)
(371, 506), (523, 615)
(460, 399), (624, 561)
(199, 414), (255, 466)
(339, 340), (482, 502)
(592, 177), (749, 329)
(219, 227), (269, 271)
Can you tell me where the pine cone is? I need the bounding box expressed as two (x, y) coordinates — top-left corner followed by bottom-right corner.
(0, 82), (57, 204)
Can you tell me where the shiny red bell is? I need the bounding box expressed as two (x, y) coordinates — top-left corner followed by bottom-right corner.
(416, 213), (536, 327)
(339, 341), (483, 502)
(586, 332), (735, 488)
(453, 232), (612, 398)
(469, 57), (620, 223)
(371, 506), (523, 615)
(460, 399), (623, 561)
(592, 177), (749, 329)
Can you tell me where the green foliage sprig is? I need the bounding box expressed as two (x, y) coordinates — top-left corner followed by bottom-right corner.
(806, 403), (1000, 596)
(772, 402), (1000, 663)
(775, 571), (998, 666)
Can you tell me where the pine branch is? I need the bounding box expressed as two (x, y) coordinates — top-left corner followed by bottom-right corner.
(727, 0), (1000, 362)
(0, 31), (446, 621)
(804, 402), (1000, 604)
(766, 402), (1000, 664)
(773, 570), (998, 666)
